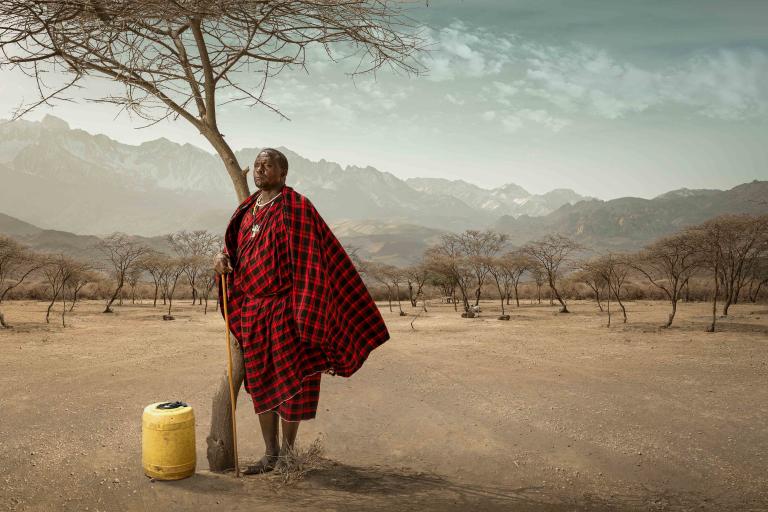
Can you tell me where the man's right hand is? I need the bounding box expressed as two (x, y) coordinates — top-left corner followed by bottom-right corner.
(213, 252), (233, 274)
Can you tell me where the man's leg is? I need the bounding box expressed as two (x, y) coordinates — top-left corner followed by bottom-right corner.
(243, 411), (280, 474)
(280, 419), (300, 456)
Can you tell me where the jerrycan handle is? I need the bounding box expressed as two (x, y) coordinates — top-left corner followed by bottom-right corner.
(157, 401), (188, 410)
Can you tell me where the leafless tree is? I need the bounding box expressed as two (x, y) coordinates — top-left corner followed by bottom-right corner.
(457, 230), (507, 306)
(41, 255), (88, 326)
(747, 255), (768, 302)
(403, 263), (429, 309)
(0, 1), (424, 202)
(486, 256), (512, 319)
(159, 256), (188, 318)
(711, 215), (768, 315)
(499, 251), (530, 308)
(168, 230), (220, 305)
(575, 264), (607, 312)
(97, 233), (150, 313)
(138, 251), (168, 307)
(629, 232), (699, 328)
(425, 235), (474, 313)
(66, 266), (96, 312)
(688, 222), (724, 332)
(581, 253), (630, 325)
(522, 234), (581, 313)
(0, 236), (45, 327)
(126, 266), (143, 304)
(530, 266), (545, 304)
(201, 270), (217, 314)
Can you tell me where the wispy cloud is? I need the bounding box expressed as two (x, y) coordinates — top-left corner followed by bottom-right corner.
(516, 42), (768, 120)
(422, 21), (513, 81)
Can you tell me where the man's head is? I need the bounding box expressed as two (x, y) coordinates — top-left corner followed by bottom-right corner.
(253, 148), (288, 191)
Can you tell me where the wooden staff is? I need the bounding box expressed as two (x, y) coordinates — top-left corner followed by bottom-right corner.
(220, 274), (240, 477)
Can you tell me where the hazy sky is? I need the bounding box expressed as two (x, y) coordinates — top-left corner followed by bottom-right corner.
(1, 0), (767, 199)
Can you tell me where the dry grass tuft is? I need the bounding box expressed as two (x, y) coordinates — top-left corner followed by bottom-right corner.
(264, 435), (330, 490)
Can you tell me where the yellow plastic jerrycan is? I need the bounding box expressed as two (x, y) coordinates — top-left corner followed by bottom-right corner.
(142, 401), (196, 480)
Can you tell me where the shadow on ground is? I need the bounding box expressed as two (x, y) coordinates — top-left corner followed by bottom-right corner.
(172, 461), (737, 512)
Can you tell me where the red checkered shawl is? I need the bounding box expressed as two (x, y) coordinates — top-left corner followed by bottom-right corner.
(220, 186), (390, 377)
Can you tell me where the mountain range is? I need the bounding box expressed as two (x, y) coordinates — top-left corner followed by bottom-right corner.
(1, 115), (766, 265)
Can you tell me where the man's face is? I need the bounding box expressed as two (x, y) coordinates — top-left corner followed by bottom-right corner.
(253, 152), (286, 191)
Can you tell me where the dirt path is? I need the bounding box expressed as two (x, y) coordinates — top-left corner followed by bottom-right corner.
(1, 299), (766, 511)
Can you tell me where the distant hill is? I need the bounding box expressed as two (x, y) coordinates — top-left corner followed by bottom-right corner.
(495, 180), (768, 252)
(0, 212), (171, 263)
(0, 115), (586, 236)
(1, 116), (766, 263)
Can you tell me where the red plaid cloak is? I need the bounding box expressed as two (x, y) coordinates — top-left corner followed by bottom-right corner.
(220, 185), (390, 378)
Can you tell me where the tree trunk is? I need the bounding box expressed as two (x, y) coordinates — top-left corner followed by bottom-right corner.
(46, 295), (57, 323)
(549, 278), (568, 313)
(514, 282), (520, 307)
(665, 298), (678, 328)
(104, 280), (123, 313)
(206, 335), (245, 471)
(707, 269), (719, 333)
(61, 295), (67, 327)
(0, 310), (9, 328)
(153, 284), (159, 307)
(69, 288), (79, 312)
(408, 282), (416, 308)
(750, 279), (766, 302)
(592, 286), (604, 312)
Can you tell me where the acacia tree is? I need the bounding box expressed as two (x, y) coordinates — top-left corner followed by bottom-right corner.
(575, 264), (607, 312)
(582, 253), (630, 325)
(688, 221), (725, 332)
(0, 1), (423, 201)
(159, 256), (188, 319)
(425, 235), (474, 313)
(168, 230), (219, 305)
(499, 251), (529, 307)
(138, 251), (168, 307)
(403, 263), (429, 309)
(0, 236), (45, 328)
(458, 230), (507, 306)
(486, 256), (511, 319)
(523, 234), (581, 313)
(41, 255), (87, 326)
(747, 255), (768, 302)
(629, 232), (699, 328)
(711, 215), (768, 315)
(1, 0), (424, 472)
(66, 266), (96, 312)
(126, 266), (143, 304)
(97, 233), (150, 313)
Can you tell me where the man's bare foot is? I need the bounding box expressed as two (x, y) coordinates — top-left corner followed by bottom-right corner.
(242, 454), (279, 475)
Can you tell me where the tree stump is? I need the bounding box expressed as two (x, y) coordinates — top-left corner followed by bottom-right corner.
(498, 315), (510, 321)
(206, 334), (245, 472)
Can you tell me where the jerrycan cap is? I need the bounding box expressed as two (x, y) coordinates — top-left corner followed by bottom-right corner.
(156, 401), (188, 410)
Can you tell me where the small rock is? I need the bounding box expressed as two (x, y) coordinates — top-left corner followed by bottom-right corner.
(113, 478), (120, 483)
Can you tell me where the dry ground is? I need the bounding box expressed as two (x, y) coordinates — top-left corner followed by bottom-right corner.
(1, 298), (767, 512)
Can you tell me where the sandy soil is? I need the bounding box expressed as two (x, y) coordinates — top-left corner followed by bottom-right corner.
(1, 298), (767, 512)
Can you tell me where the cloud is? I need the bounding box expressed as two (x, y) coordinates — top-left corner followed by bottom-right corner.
(501, 109), (570, 133)
(445, 93), (465, 105)
(422, 21), (513, 81)
(515, 42), (768, 120)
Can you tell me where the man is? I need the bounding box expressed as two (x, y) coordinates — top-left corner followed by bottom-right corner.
(213, 148), (389, 474)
